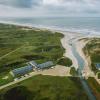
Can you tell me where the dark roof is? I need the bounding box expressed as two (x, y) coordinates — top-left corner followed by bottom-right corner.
(12, 65), (33, 76)
(95, 63), (100, 69)
(11, 61), (54, 77)
(37, 61), (54, 69)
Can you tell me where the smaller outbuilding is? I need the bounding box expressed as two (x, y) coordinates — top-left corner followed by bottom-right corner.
(29, 61), (38, 69)
(95, 63), (100, 70)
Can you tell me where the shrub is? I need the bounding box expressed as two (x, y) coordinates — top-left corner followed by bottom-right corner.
(98, 73), (100, 79)
(57, 57), (72, 67)
(70, 67), (78, 76)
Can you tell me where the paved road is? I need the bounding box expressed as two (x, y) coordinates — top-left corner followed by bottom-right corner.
(0, 72), (36, 90)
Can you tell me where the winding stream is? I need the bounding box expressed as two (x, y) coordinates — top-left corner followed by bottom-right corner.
(71, 42), (96, 100)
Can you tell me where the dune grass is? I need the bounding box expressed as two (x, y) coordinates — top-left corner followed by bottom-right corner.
(83, 38), (100, 73)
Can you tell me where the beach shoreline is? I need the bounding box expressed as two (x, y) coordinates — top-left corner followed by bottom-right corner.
(0, 22), (99, 70)
(0, 22), (99, 76)
(1, 21), (100, 36)
(0, 22), (99, 95)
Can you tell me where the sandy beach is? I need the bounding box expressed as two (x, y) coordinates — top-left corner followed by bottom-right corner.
(61, 32), (79, 69)
(75, 39), (95, 77)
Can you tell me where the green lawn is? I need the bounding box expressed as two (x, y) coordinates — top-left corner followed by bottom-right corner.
(0, 75), (89, 100)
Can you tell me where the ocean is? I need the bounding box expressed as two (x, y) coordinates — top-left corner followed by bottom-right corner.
(0, 17), (100, 35)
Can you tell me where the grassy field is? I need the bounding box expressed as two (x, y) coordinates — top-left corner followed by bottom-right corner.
(83, 38), (100, 73)
(87, 77), (100, 100)
(0, 23), (65, 85)
(0, 75), (89, 100)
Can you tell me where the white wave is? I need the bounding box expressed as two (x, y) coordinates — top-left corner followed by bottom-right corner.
(0, 20), (100, 36)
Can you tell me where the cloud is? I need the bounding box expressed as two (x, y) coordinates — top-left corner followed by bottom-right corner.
(0, 0), (36, 8)
(0, 0), (100, 17)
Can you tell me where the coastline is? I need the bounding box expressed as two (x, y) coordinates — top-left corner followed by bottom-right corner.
(0, 21), (99, 71)
(0, 22), (100, 72)
(1, 21), (100, 36)
(0, 22), (99, 99)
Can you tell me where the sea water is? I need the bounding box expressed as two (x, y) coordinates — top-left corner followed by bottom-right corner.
(0, 17), (100, 35)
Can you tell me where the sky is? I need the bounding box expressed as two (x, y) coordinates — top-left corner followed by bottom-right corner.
(0, 0), (100, 17)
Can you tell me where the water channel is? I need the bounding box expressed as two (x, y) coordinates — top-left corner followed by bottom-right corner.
(71, 41), (96, 100)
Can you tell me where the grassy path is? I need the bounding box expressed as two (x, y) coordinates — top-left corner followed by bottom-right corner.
(0, 46), (24, 60)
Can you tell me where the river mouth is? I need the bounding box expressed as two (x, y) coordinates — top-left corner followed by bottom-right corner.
(71, 41), (96, 100)
(72, 43), (84, 72)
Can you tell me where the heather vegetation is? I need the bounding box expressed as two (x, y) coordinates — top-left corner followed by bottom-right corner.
(0, 75), (89, 100)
